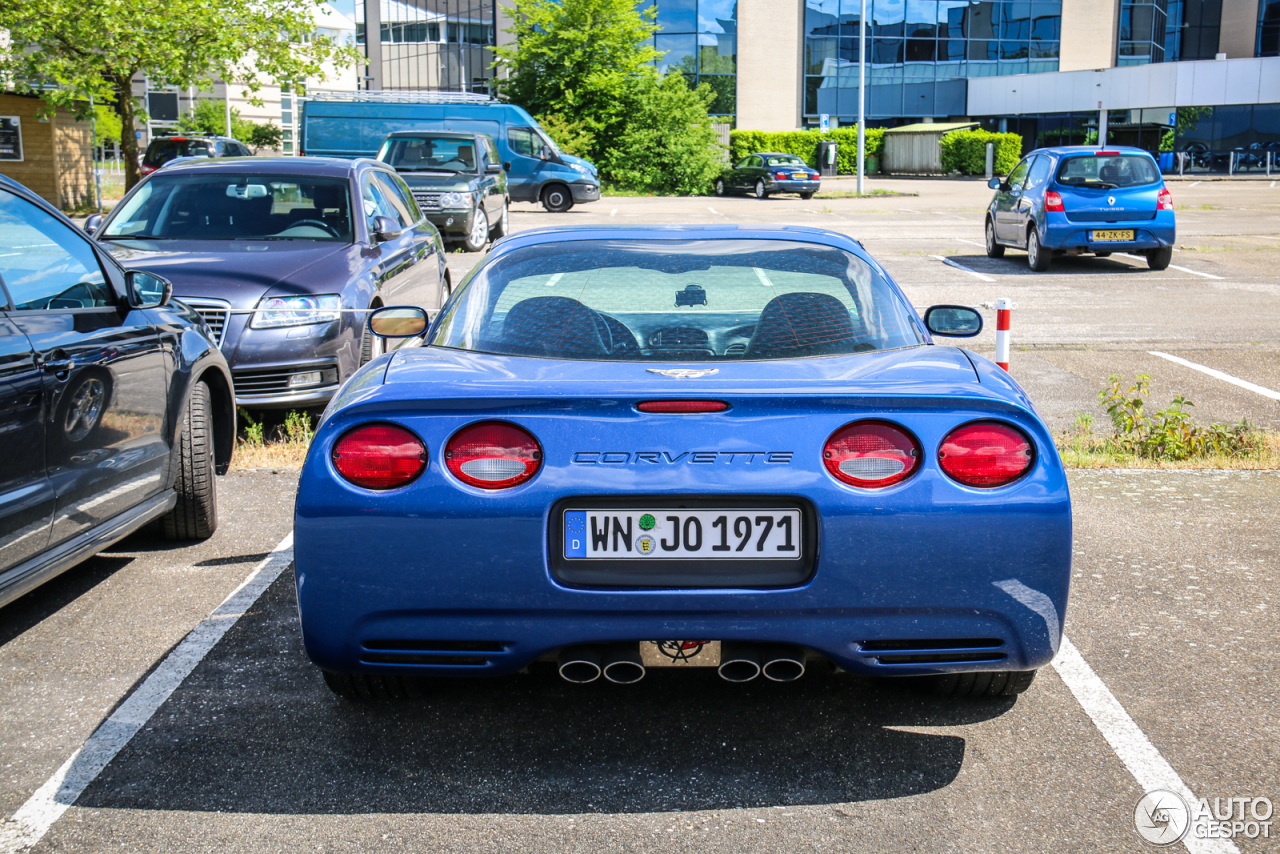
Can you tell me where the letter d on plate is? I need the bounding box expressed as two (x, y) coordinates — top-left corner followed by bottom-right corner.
(564, 511), (587, 558)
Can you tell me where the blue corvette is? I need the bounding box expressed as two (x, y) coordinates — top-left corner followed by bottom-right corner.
(985, 145), (1175, 272)
(294, 226), (1072, 701)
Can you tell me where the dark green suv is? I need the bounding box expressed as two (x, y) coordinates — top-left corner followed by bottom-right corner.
(377, 131), (510, 252)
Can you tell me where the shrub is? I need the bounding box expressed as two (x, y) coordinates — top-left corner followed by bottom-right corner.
(1095, 374), (1263, 461)
(937, 129), (1022, 175)
(728, 127), (885, 175)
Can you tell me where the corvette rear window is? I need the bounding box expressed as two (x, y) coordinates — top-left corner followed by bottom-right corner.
(427, 239), (924, 361)
(1056, 154), (1159, 188)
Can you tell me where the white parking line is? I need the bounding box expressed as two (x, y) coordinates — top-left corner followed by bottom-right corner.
(609, 208), (617, 217)
(955, 237), (987, 248)
(1148, 351), (1280, 401)
(0, 534), (296, 854)
(929, 254), (996, 282)
(707, 207), (722, 216)
(1169, 264), (1223, 280)
(1189, 181), (1201, 187)
(1053, 637), (1239, 854)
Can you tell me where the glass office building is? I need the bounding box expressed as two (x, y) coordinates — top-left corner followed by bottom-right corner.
(355, 0), (496, 92)
(646, 0), (738, 118)
(803, 0), (1062, 124)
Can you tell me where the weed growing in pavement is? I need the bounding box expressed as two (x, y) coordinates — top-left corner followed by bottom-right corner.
(1056, 374), (1275, 468)
(233, 409), (318, 469)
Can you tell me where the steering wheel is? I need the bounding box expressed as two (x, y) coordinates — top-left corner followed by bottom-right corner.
(283, 219), (340, 237)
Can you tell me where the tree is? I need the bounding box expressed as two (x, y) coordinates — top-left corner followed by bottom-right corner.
(495, 0), (660, 163)
(0, 0), (360, 188)
(176, 98), (284, 153)
(604, 73), (725, 195)
(495, 0), (725, 194)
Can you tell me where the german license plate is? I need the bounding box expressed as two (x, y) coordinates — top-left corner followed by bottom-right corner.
(642, 641), (721, 667)
(562, 509), (802, 560)
(1091, 229), (1134, 241)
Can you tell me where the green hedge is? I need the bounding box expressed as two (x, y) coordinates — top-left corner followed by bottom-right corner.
(937, 130), (1023, 175)
(729, 127), (886, 175)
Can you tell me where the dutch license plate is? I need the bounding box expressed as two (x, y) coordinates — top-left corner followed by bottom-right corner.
(1091, 229), (1134, 242)
(563, 509), (802, 560)
(642, 641), (721, 667)
(791, 173), (808, 180)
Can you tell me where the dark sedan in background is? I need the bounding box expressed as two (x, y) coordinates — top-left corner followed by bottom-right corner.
(86, 157), (449, 410)
(715, 153), (821, 200)
(378, 130), (509, 253)
(1, 175), (233, 609)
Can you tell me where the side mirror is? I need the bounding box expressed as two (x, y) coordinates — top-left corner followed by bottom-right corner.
(83, 213), (103, 235)
(372, 215), (404, 242)
(502, 161), (511, 172)
(923, 305), (983, 338)
(485, 163), (503, 175)
(126, 270), (173, 309)
(368, 305), (428, 338)
(987, 177), (1003, 190)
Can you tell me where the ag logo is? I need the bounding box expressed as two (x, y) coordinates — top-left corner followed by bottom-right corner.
(657, 640), (711, 662)
(1134, 790), (1190, 845)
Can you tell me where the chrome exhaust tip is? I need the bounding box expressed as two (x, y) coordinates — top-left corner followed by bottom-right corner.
(761, 646), (806, 682)
(602, 647), (646, 684)
(718, 643), (761, 682)
(557, 646), (601, 683)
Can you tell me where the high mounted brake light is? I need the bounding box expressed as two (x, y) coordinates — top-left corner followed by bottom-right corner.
(637, 400), (729, 413)
(1097, 150), (1120, 155)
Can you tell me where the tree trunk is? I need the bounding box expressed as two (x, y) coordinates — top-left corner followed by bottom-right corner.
(113, 73), (142, 191)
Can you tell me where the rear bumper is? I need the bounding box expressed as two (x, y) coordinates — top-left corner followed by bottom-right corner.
(1043, 211), (1176, 251)
(768, 180), (821, 193)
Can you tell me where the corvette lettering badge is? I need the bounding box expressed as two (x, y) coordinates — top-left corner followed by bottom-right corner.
(647, 368), (720, 378)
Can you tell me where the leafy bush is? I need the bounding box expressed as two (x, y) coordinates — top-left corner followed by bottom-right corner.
(729, 127), (885, 174)
(937, 130), (1022, 175)
(176, 99), (282, 152)
(602, 72), (726, 195)
(1067, 374), (1264, 461)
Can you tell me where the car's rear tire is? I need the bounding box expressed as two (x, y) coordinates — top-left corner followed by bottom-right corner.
(799, 191), (814, 200)
(1147, 246), (1173, 270)
(161, 380), (217, 541)
(1027, 228), (1051, 272)
(714, 178), (726, 196)
(322, 670), (428, 700)
(541, 184), (574, 213)
(985, 218), (1005, 258)
(753, 179), (767, 199)
(913, 670), (1037, 698)
(462, 208), (489, 252)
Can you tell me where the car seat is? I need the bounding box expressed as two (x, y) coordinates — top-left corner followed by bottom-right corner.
(746, 292), (860, 358)
(501, 296), (608, 358)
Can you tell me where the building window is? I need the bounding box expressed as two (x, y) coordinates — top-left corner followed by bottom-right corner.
(1170, 0), (1221, 61)
(1118, 0), (1167, 66)
(649, 0), (737, 120)
(1260, 0), (1280, 56)
(803, 0), (1061, 123)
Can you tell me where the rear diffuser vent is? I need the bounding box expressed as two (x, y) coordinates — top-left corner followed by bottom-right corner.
(858, 638), (1007, 666)
(361, 640), (508, 667)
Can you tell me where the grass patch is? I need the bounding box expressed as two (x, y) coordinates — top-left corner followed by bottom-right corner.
(1055, 374), (1280, 469)
(814, 189), (919, 199)
(231, 409), (316, 470)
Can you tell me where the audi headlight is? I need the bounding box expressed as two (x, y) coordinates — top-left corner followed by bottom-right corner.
(438, 192), (471, 209)
(251, 294), (342, 329)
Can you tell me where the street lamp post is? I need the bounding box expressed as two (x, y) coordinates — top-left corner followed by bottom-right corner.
(857, 0), (866, 195)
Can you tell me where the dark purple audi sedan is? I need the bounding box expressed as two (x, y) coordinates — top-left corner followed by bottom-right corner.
(87, 157), (450, 409)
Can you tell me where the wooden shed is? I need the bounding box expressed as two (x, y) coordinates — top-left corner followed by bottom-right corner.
(0, 93), (95, 211)
(881, 121), (978, 175)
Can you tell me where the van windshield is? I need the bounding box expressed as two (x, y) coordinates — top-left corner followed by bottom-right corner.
(380, 136), (479, 174)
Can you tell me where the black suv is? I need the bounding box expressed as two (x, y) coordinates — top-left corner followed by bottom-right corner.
(141, 135), (252, 176)
(377, 131), (509, 252)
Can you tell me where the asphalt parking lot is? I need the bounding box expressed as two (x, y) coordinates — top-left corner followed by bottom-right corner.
(3, 178), (1278, 853)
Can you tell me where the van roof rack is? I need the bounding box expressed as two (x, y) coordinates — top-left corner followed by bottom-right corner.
(305, 90), (495, 104)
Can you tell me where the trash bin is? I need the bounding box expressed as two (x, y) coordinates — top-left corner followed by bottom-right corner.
(1158, 152), (1174, 173)
(866, 153), (880, 175)
(817, 140), (839, 177)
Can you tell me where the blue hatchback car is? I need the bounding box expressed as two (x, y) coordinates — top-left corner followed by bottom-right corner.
(984, 146), (1176, 272)
(294, 226), (1072, 702)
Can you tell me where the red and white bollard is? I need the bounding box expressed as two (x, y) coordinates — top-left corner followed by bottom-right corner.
(993, 298), (1014, 371)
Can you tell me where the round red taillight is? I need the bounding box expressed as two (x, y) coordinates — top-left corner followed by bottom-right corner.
(331, 424), (427, 490)
(823, 421), (920, 488)
(938, 422), (1034, 487)
(445, 421), (541, 489)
